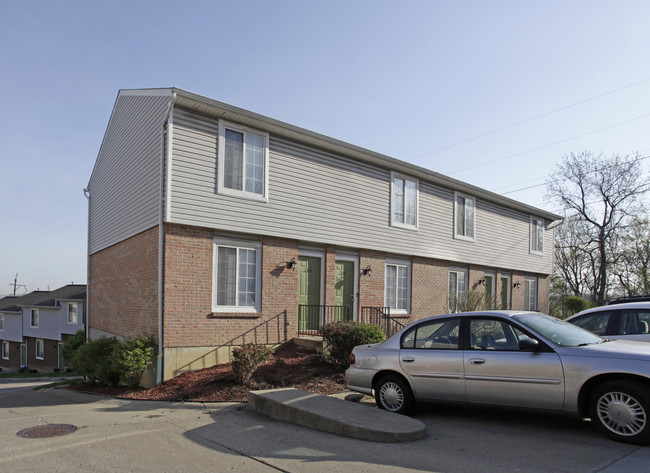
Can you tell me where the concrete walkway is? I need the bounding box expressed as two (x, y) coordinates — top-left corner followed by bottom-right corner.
(248, 388), (427, 442)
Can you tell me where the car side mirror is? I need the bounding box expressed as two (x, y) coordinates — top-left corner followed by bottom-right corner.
(519, 338), (539, 351)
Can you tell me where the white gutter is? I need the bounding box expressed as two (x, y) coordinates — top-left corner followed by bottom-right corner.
(157, 93), (177, 384)
(83, 187), (90, 342)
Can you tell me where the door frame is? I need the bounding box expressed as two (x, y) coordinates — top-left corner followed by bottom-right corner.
(298, 250), (325, 307)
(334, 255), (358, 321)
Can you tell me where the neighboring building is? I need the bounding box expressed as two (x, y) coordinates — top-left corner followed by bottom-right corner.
(0, 285), (86, 371)
(87, 88), (561, 382)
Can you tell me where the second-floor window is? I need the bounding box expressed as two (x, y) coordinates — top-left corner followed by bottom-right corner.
(30, 309), (39, 328)
(391, 173), (418, 228)
(68, 303), (78, 324)
(0, 313), (4, 331)
(530, 217), (544, 254)
(454, 192), (475, 240)
(218, 122), (269, 201)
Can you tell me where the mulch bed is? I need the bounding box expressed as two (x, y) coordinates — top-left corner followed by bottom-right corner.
(68, 343), (346, 402)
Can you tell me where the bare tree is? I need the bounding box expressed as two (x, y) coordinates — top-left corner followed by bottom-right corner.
(546, 152), (649, 305)
(613, 218), (650, 297)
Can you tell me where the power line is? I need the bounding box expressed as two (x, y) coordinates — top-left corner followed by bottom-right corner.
(497, 154), (650, 196)
(447, 113), (650, 175)
(409, 76), (650, 161)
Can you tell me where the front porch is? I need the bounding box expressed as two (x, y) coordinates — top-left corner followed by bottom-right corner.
(297, 305), (408, 339)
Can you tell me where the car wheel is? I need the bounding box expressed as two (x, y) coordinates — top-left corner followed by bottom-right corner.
(375, 375), (414, 414)
(589, 381), (650, 444)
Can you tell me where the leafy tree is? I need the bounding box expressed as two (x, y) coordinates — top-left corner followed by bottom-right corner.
(60, 329), (85, 362)
(116, 335), (157, 388)
(546, 152), (649, 305)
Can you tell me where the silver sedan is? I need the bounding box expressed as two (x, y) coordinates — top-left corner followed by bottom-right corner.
(345, 310), (650, 444)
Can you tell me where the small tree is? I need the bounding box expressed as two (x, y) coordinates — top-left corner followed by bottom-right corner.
(60, 330), (85, 363)
(231, 344), (273, 385)
(116, 335), (157, 388)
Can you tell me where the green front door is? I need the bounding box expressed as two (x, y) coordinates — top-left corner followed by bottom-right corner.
(334, 260), (355, 321)
(298, 256), (321, 331)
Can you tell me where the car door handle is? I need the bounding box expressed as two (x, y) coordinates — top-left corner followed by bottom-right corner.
(469, 358), (486, 365)
(402, 357), (415, 362)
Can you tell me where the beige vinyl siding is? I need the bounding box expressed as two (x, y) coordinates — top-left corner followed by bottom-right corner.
(88, 92), (173, 254)
(169, 108), (553, 275)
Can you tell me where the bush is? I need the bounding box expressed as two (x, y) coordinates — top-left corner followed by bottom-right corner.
(61, 330), (85, 362)
(564, 296), (593, 316)
(116, 335), (157, 388)
(231, 343), (273, 385)
(319, 321), (385, 371)
(71, 337), (122, 386)
(71, 335), (157, 388)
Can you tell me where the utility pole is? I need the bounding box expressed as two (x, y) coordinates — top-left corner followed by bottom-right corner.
(10, 274), (27, 296)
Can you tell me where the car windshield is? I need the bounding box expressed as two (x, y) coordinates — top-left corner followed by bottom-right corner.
(513, 312), (604, 347)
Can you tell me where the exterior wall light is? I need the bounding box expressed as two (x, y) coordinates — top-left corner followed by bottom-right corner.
(362, 266), (372, 276)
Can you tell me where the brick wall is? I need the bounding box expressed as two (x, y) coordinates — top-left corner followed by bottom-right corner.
(0, 340), (21, 370)
(358, 249), (386, 309)
(412, 257), (449, 320)
(24, 336), (59, 370)
(88, 227), (159, 339)
(162, 224), (299, 349)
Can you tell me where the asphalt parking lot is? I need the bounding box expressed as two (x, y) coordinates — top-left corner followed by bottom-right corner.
(1, 380), (649, 473)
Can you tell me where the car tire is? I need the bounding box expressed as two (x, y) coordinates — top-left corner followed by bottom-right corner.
(589, 380), (650, 445)
(375, 375), (414, 414)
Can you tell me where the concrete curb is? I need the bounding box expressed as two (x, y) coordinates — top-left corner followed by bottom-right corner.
(248, 388), (427, 443)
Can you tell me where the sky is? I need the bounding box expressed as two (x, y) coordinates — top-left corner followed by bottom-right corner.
(2, 0), (650, 296)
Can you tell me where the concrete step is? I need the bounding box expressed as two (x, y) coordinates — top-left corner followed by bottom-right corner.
(248, 388), (427, 443)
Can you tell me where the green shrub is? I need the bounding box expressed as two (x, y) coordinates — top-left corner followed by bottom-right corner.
(71, 337), (122, 386)
(231, 343), (273, 385)
(564, 296), (593, 316)
(116, 335), (157, 388)
(319, 321), (385, 371)
(61, 330), (85, 362)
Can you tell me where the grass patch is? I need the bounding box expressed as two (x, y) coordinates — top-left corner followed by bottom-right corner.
(34, 379), (82, 390)
(0, 371), (80, 379)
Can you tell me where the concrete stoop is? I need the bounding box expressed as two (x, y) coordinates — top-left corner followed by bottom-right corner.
(248, 388), (427, 443)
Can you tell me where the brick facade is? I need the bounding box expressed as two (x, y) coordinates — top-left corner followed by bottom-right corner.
(24, 336), (60, 370)
(0, 340), (21, 370)
(89, 227), (159, 339)
(89, 223), (551, 380)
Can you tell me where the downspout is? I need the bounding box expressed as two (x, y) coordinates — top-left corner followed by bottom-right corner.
(83, 187), (90, 342)
(157, 92), (177, 384)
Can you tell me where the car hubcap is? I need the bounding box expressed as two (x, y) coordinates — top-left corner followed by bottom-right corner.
(597, 391), (646, 436)
(380, 382), (403, 411)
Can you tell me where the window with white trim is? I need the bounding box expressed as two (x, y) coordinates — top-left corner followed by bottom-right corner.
(391, 173), (418, 229)
(68, 303), (78, 324)
(530, 217), (544, 254)
(1, 341), (8, 360)
(213, 240), (261, 312)
(385, 259), (411, 313)
(448, 268), (468, 313)
(30, 309), (39, 328)
(524, 277), (538, 311)
(218, 121), (269, 201)
(454, 192), (475, 240)
(36, 339), (44, 360)
(0, 314), (4, 331)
